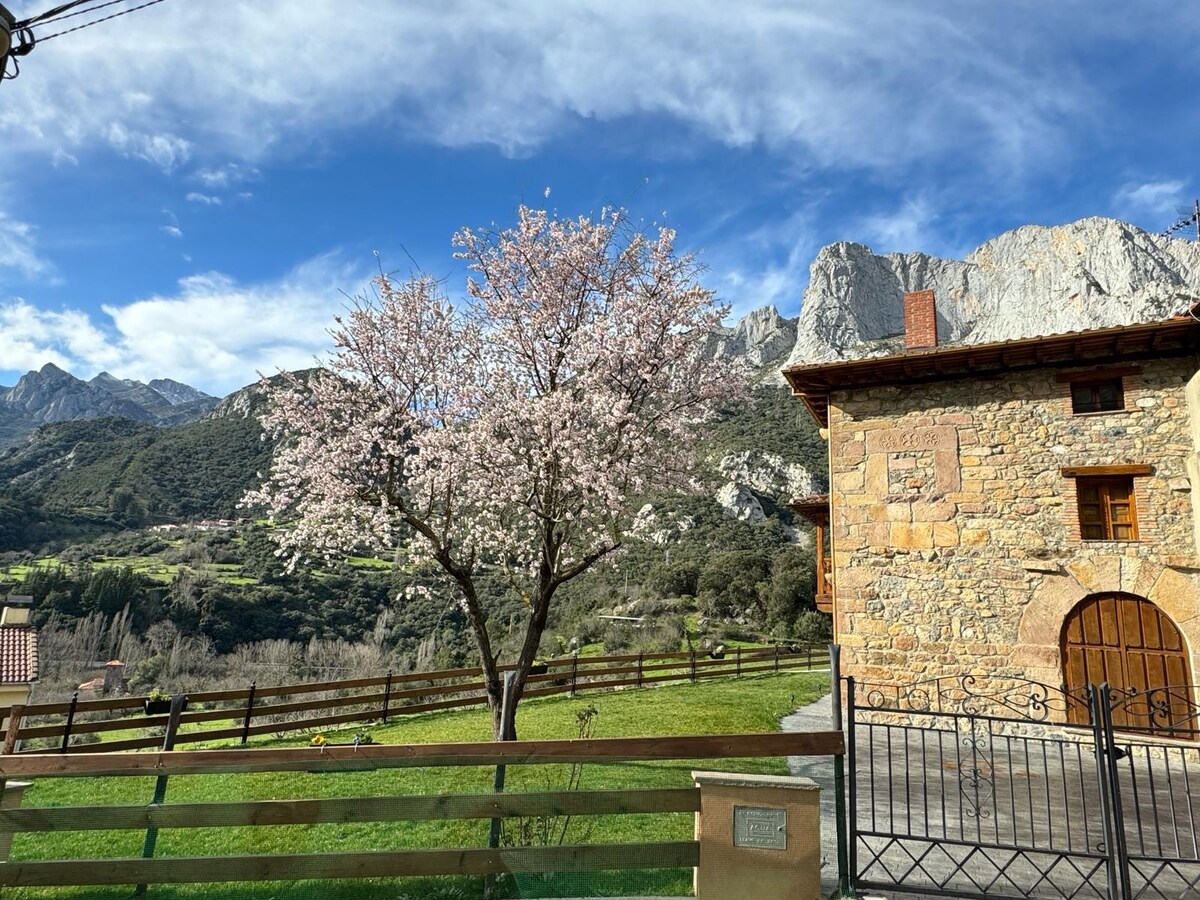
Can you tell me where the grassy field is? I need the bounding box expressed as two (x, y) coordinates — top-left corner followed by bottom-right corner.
(6, 671), (830, 900)
(0, 547), (392, 588)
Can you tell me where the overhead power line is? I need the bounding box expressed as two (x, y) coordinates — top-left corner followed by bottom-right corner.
(37, 0), (173, 42)
(1, 0), (179, 82)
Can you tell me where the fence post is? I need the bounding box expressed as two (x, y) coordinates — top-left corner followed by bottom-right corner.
(2, 706), (22, 758)
(136, 693), (187, 896)
(0, 703), (24, 797)
(381, 671), (393, 723)
(0, 704), (26, 864)
(774, 644), (781, 672)
(239, 682), (256, 746)
(485, 672), (516, 900)
(60, 691), (79, 753)
(807, 644), (813, 671)
(569, 652), (579, 697)
(736, 647), (741, 678)
(637, 653), (644, 688)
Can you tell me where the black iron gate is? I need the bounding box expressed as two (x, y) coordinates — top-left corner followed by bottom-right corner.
(842, 673), (1200, 900)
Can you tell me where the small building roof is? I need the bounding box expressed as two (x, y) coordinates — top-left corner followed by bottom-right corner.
(0, 626), (38, 685)
(783, 313), (1200, 426)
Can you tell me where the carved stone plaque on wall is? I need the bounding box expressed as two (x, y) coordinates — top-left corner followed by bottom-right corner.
(865, 425), (957, 454)
(864, 425), (960, 494)
(733, 805), (788, 849)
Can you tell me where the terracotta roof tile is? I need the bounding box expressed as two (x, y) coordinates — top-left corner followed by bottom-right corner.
(0, 626), (38, 684)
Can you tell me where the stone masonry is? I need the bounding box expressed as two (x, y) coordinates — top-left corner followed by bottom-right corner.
(826, 355), (1200, 689)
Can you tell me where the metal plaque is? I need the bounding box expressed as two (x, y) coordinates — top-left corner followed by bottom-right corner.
(733, 805), (787, 850)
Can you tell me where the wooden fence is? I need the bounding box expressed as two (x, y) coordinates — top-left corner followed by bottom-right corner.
(0, 730), (844, 888)
(5, 644), (828, 754)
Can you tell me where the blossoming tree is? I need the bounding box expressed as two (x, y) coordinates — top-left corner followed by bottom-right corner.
(245, 205), (742, 739)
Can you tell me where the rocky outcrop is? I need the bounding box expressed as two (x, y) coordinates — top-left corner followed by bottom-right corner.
(717, 450), (825, 499)
(785, 217), (1200, 367)
(630, 503), (697, 544)
(704, 305), (798, 373)
(715, 483), (765, 524)
(148, 378), (213, 406)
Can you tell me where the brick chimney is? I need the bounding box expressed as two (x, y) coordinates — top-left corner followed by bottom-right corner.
(903, 289), (938, 350)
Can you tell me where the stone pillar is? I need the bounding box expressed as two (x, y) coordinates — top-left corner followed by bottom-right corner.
(692, 770), (821, 900)
(0, 781), (30, 862)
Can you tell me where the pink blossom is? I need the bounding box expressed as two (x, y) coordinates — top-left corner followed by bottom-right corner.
(245, 204), (746, 737)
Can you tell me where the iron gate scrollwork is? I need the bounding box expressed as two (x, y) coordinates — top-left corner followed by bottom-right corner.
(845, 673), (1116, 900)
(844, 671), (1200, 900)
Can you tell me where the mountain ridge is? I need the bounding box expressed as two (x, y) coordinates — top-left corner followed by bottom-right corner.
(782, 216), (1200, 368)
(0, 366), (219, 449)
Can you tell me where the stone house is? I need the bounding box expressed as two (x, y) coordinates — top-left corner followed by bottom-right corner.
(783, 289), (1200, 720)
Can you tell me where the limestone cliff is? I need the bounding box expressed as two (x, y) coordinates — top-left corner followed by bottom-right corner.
(784, 217), (1200, 367)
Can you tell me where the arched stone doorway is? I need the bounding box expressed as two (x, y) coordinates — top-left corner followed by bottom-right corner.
(1061, 592), (1193, 733)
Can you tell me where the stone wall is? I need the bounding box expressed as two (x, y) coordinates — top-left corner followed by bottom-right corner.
(828, 356), (1200, 688)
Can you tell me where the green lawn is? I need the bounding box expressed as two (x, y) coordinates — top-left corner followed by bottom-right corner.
(6, 671), (830, 900)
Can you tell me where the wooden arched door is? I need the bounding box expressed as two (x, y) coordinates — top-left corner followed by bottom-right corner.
(1062, 593), (1193, 735)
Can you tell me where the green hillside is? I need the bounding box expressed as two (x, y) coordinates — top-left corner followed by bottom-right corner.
(0, 381), (830, 682)
(0, 415), (271, 552)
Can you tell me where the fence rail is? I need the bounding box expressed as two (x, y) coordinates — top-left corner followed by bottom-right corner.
(7, 643), (828, 754)
(0, 729), (843, 889)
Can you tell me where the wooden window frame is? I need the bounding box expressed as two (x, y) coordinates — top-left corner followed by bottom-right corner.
(1056, 365), (1140, 416)
(1070, 379), (1124, 414)
(1073, 475), (1139, 542)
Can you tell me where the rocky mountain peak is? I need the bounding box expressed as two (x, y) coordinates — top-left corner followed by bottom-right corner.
(0, 366), (220, 448)
(703, 304), (798, 379)
(785, 216), (1200, 367)
(148, 378), (214, 406)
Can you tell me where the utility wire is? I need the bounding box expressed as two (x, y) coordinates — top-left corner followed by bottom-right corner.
(13, 0), (99, 27)
(36, 0), (173, 42)
(25, 0), (132, 27)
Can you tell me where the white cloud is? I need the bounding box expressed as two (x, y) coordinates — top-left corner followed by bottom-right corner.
(161, 224), (183, 239)
(185, 192), (221, 206)
(0, 254), (364, 396)
(710, 207), (821, 320)
(0, 1), (1114, 176)
(105, 123), (191, 172)
(192, 164), (257, 189)
(0, 213), (50, 279)
(858, 196), (938, 255)
(0, 300), (121, 373)
(1112, 179), (1189, 226)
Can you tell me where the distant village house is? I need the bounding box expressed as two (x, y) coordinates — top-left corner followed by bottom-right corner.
(0, 595), (39, 719)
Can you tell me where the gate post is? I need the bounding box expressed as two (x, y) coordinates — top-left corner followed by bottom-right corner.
(1093, 683), (1132, 900)
(829, 644), (853, 898)
(844, 673), (858, 897)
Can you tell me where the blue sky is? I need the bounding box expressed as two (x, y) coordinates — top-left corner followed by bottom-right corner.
(1, 1), (1197, 396)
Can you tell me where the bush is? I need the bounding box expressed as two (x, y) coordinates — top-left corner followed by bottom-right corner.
(792, 610), (832, 644)
(644, 560), (700, 599)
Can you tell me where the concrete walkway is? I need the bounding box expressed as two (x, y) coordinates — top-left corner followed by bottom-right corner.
(781, 692), (844, 897)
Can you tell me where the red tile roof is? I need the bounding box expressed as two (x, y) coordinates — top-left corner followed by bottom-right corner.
(0, 626), (38, 684)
